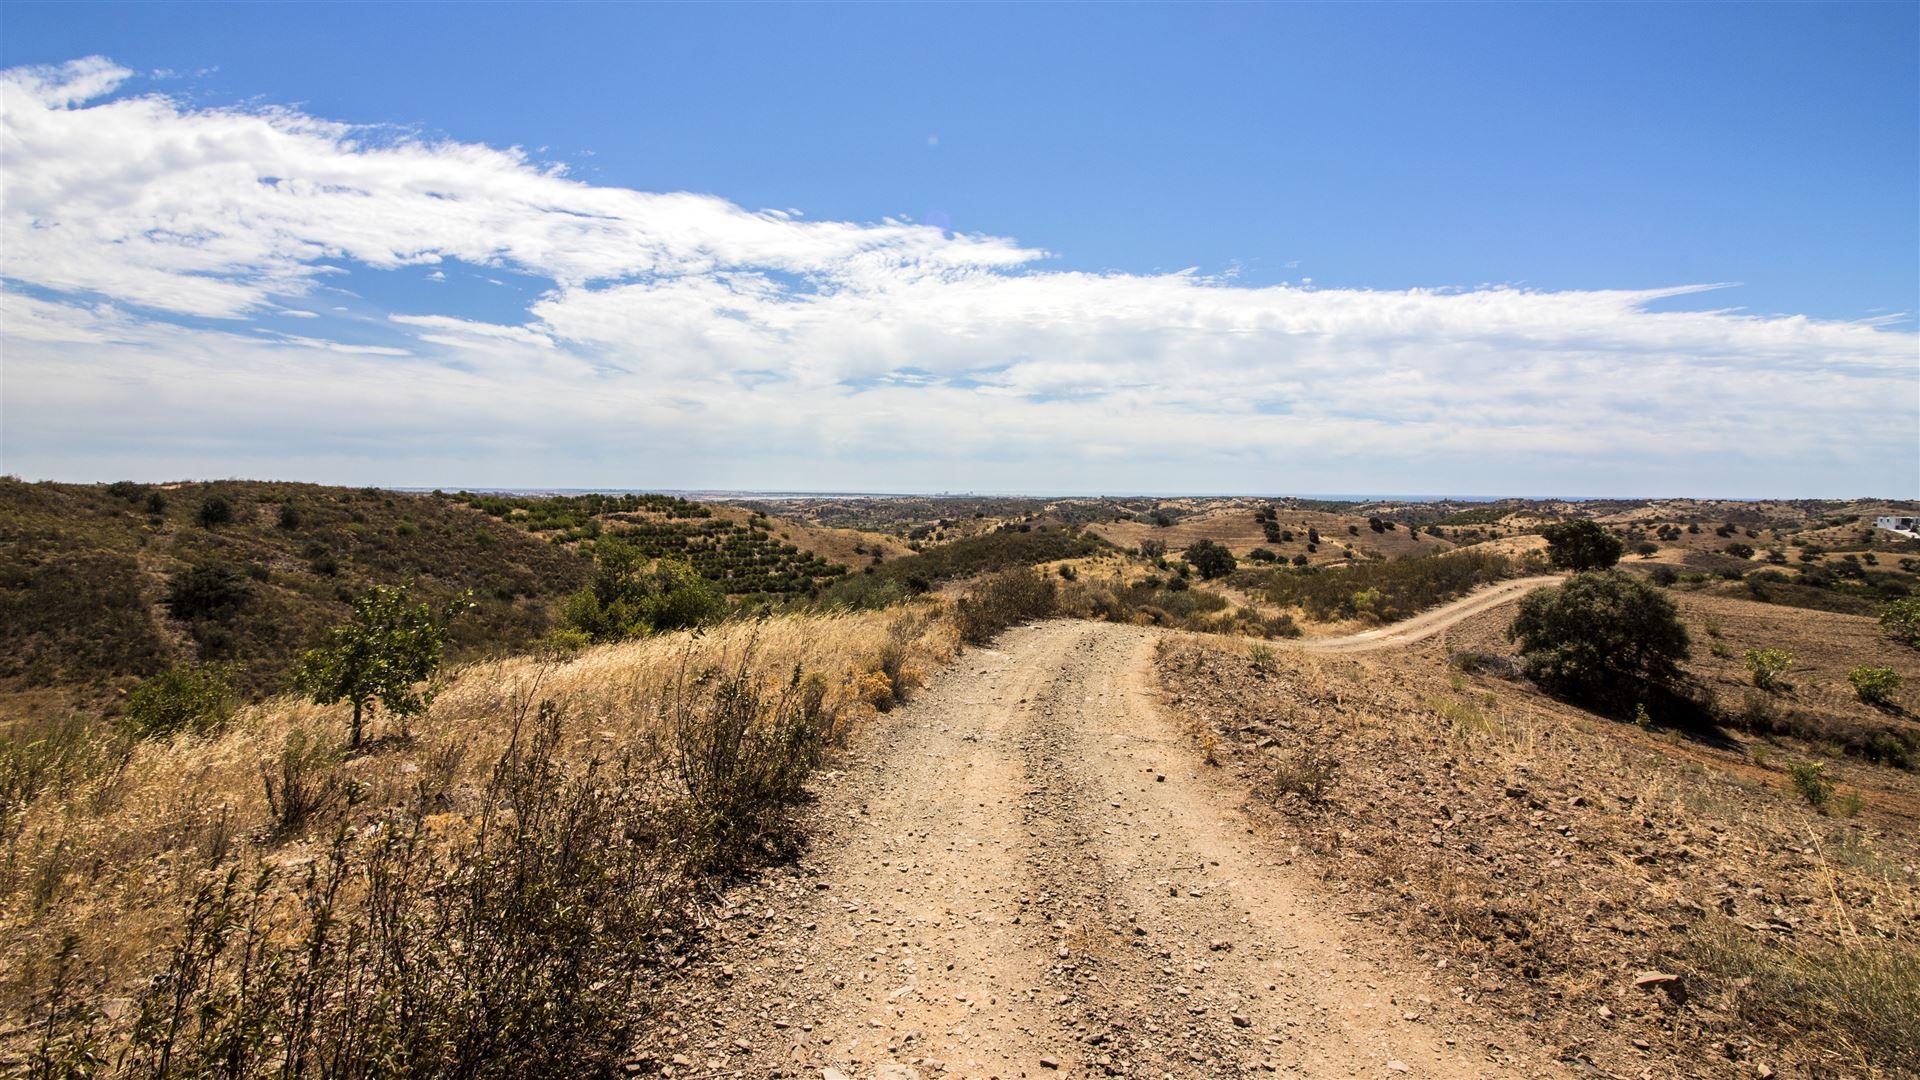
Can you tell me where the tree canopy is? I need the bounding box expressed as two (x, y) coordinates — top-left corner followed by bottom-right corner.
(1507, 570), (1690, 703)
(1540, 519), (1624, 571)
(295, 585), (468, 747)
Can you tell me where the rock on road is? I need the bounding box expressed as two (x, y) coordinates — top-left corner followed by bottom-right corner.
(637, 617), (1559, 1079)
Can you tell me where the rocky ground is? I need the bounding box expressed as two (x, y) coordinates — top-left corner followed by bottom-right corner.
(1157, 597), (1918, 1078)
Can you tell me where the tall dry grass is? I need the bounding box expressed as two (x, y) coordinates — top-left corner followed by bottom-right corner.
(2, 602), (957, 1076)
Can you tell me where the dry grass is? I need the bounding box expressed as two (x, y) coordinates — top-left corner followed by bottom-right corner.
(1157, 617), (1920, 1078)
(1, 602), (959, 1073)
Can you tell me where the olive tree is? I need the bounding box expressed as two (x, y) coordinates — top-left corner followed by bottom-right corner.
(295, 585), (469, 748)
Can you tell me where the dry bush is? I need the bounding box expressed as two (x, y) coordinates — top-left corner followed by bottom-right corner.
(2, 606), (960, 1075)
(1690, 903), (1920, 1072)
(1262, 747), (1336, 803)
(953, 567), (1058, 645)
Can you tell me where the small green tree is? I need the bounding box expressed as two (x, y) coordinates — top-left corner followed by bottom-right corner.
(1881, 597), (1920, 649)
(1185, 539), (1237, 580)
(294, 586), (469, 748)
(1540, 520), (1624, 571)
(1847, 665), (1902, 705)
(1507, 570), (1690, 702)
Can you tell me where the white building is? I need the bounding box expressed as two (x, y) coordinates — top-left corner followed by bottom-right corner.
(1875, 515), (1919, 538)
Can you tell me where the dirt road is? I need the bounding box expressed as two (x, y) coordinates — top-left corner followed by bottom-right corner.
(1289, 577), (1560, 653)
(638, 609), (1561, 1078)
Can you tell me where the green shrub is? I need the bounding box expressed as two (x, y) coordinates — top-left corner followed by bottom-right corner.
(1882, 597), (1920, 649)
(565, 539), (724, 641)
(1540, 519), (1623, 571)
(1848, 665), (1902, 706)
(1507, 571), (1690, 702)
(1745, 648), (1794, 690)
(195, 494), (234, 528)
(1787, 761), (1834, 811)
(953, 567), (1058, 645)
(122, 664), (232, 738)
(162, 563), (252, 622)
(1186, 539), (1237, 580)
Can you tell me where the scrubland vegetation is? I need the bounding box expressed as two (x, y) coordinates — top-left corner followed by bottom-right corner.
(1258, 548), (1536, 623)
(6, 483), (1918, 1075)
(4, 607), (958, 1076)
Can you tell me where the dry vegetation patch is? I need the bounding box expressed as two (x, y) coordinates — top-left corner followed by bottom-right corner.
(2, 607), (959, 1075)
(1156, 613), (1920, 1078)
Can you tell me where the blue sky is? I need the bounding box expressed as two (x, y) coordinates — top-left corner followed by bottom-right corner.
(1, 3), (1915, 495)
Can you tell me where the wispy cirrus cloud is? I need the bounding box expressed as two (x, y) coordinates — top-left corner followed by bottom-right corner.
(2, 56), (1914, 495)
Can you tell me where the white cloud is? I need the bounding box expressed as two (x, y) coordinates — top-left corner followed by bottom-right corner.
(1, 56), (1915, 495)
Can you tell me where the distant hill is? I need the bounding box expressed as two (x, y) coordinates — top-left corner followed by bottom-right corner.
(0, 479), (588, 710)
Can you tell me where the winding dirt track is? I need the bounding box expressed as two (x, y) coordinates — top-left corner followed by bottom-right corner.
(1287, 577), (1560, 653)
(639, 583), (1565, 1079)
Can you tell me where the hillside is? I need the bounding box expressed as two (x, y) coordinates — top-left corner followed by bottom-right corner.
(0, 479), (588, 710)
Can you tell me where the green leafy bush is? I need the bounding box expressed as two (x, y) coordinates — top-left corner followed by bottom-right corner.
(162, 563), (252, 622)
(195, 494), (234, 528)
(1507, 571), (1690, 702)
(1787, 761), (1834, 810)
(564, 539), (723, 641)
(1185, 539), (1236, 580)
(122, 664), (232, 738)
(1540, 519), (1624, 571)
(1745, 648), (1794, 690)
(1883, 597), (1920, 649)
(1848, 665), (1902, 705)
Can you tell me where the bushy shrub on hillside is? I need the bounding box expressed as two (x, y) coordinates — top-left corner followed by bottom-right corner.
(1186, 539), (1237, 580)
(1507, 571), (1690, 703)
(195, 494), (234, 528)
(1541, 519), (1623, 571)
(1883, 597), (1920, 649)
(1745, 648), (1794, 691)
(163, 563), (253, 622)
(953, 567), (1058, 645)
(564, 538), (723, 642)
(122, 664), (232, 738)
(1849, 665), (1902, 706)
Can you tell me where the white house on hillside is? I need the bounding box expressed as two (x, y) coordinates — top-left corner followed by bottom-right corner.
(1875, 514), (1919, 538)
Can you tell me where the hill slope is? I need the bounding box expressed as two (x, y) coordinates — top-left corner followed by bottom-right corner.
(0, 479), (588, 708)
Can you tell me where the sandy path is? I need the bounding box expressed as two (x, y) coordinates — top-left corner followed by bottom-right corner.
(634, 620), (1557, 1078)
(1287, 577), (1560, 653)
